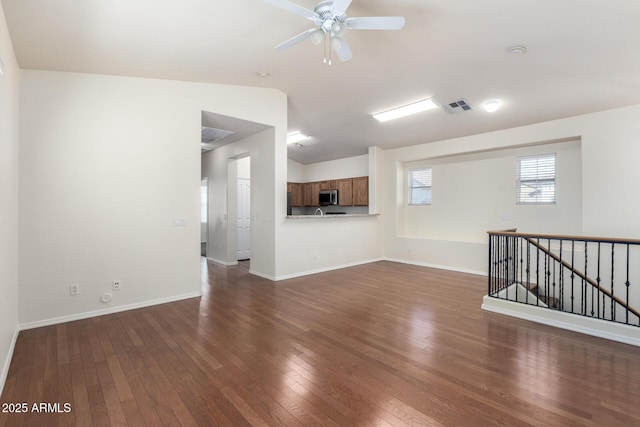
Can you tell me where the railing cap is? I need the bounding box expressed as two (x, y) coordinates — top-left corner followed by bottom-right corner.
(487, 229), (640, 245)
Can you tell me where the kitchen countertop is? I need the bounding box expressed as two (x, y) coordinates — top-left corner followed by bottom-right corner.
(286, 213), (380, 219)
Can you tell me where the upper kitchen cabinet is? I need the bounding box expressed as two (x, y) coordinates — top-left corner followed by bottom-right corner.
(352, 177), (369, 206)
(319, 180), (337, 191)
(287, 182), (304, 207)
(337, 179), (353, 206)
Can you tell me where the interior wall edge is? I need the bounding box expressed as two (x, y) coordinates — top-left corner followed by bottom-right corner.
(0, 326), (20, 397)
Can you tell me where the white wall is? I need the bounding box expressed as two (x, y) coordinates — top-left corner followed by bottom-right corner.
(276, 215), (383, 279)
(301, 154), (369, 182)
(383, 104), (640, 274)
(0, 3), (20, 394)
(237, 156), (250, 180)
(18, 70), (286, 325)
(278, 154), (381, 279)
(287, 154), (369, 182)
(287, 158), (305, 182)
(401, 140), (582, 242)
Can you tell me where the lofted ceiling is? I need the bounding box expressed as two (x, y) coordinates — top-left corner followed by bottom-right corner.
(3, 0), (640, 164)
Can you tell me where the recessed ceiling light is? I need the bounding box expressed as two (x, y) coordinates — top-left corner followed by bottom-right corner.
(372, 98), (439, 123)
(0, 57), (4, 76)
(287, 132), (309, 144)
(508, 46), (527, 55)
(256, 71), (270, 77)
(484, 100), (500, 113)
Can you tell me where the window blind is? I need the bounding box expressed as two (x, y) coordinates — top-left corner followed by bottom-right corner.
(408, 167), (432, 205)
(517, 153), (556, 204)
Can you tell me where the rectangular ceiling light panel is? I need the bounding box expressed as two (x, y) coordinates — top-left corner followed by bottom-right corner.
(287, 132), (309, 144)
(372, 98), (438, 122)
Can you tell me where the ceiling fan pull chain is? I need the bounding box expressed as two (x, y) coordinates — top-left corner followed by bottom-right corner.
(323, 33), (327, 64)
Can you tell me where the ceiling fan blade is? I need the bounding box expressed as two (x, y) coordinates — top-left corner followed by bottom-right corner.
(331, 0), (353, 16)
(334, 40), (353, 62)
(262, 0), (317, 19)
(346, 16), (406, 30)
(274, 28), (316, 50)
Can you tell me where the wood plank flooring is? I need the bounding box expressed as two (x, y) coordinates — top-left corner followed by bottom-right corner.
(2, 260), (640, 426)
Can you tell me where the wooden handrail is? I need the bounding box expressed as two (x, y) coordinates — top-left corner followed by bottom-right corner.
(526, 237), (640, 320)
(487, 230), (640, 246)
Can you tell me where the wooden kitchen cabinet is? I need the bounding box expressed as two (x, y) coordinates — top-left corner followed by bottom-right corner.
(337, 179), (353, 206)
(310, 182), (321, 206)
(303, 182), (312, 207)
(287, 182), (303, 207)
(292, 176), (367, 207)
(319, 180), (337, 190)
(352, 176), (369, 206)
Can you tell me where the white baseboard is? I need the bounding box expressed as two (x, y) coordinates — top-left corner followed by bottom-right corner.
(252, 257), (483, 282)
(0, 325), (20, 397)
(383, 257), (487, 277)
(482, 296), (640, 347)
(249, 269), (276, 281)
(206, 257), (238, 267)
(19, 292), (202, 331)
(270, 258), (385, 281)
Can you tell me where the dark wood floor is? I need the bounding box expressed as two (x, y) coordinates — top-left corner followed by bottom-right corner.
(2, 260), (640, 426)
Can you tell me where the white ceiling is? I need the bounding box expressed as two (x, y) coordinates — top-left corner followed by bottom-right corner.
(3, 0), (640, 164)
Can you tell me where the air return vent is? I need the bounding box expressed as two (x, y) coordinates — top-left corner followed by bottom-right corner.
(201, 126), (234, 143)
(442, 99), (472, 114)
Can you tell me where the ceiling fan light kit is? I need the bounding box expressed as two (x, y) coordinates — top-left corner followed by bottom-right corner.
(264, 0), (405, 64)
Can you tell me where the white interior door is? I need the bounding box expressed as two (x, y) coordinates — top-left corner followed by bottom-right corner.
(237, 178), (251, 260)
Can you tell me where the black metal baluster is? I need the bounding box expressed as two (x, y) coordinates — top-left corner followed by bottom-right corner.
(527, 239), (532, 304)
(611, 243), (615, 322)
(583, 241), (588, 316)
(500, 235), (505, 297)
(552, 239), (557, 310)
(536, 238), (540, 306)
(559, 240), (564, 311)
(496, 235), (500, 295)
(503, 235), (509, 300)
(546, 238), (551, 308)
(488, 234), (493, 295)
(571, 241), (575, 313)
(520, 237), (526, 304)
(597, 242), (601, 320)
(625, 243), (630, 325)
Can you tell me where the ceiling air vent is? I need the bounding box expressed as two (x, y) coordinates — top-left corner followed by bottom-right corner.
(201, 126), (234, 143)
(442, 99), (472, 114)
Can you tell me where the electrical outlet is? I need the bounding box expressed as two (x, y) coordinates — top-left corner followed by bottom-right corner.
(112, 280), (121, 291)
(69, 284), (80, 296)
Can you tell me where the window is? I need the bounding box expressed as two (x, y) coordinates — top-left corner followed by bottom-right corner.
(408, 167), (432, 205)
(517, 153), (556, 204)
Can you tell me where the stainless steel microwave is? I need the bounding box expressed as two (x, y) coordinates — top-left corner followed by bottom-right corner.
(319, 190), (338, 206)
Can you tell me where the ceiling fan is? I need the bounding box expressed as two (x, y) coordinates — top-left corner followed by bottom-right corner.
(263, 0), (406, 64)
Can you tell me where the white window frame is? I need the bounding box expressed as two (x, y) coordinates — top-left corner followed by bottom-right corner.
(516, 153), (556, 205)
(408, 167), (432, 206)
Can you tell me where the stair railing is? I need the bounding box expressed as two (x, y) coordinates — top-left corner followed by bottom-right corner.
(487, 229), (640, 327)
